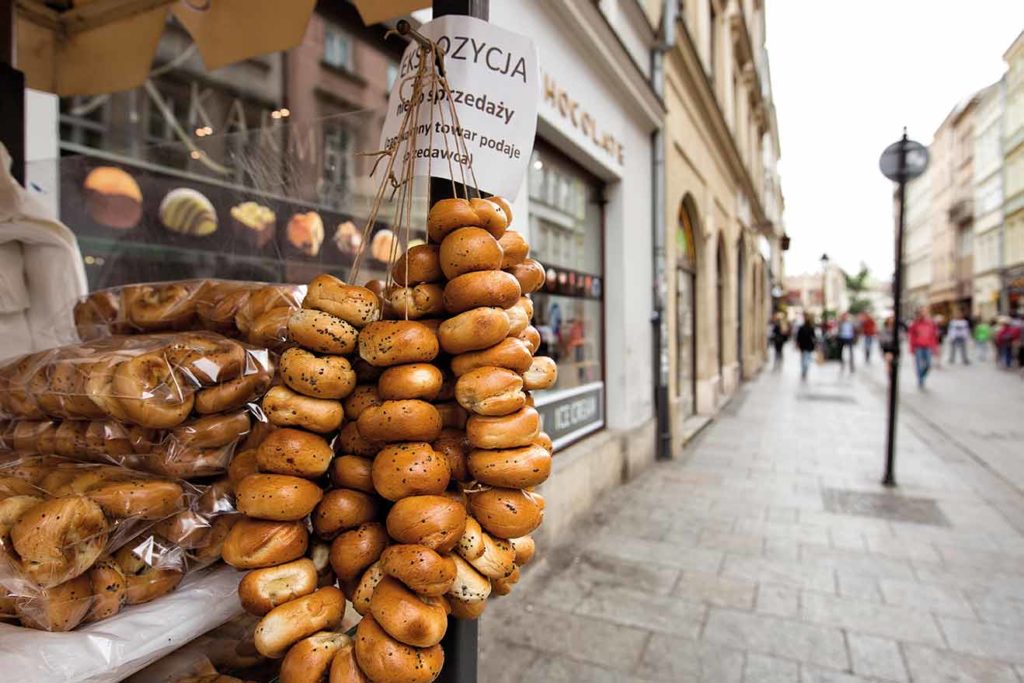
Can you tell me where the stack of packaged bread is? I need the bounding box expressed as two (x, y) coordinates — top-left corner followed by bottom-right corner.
(226, 195), (557, 683)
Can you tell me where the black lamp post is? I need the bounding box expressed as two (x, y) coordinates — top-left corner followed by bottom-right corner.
(819, 253), (830, 324)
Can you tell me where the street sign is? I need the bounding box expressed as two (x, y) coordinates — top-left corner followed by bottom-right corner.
(879, 138), (929, 182)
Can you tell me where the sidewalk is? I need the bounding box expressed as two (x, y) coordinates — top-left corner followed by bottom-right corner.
(478, 349), (1024, 682)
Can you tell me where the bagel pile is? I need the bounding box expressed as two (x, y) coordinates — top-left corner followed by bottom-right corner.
(224, 195), (557, 683)
(74, 280), (306, 351)
(0, 333), (272, 479)
(0, 457), (195, 630)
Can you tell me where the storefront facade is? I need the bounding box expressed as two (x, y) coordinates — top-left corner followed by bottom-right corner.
(489, 0), (662, 544)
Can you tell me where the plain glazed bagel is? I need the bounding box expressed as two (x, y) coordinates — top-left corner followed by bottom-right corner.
(222, 517), (309, 569)
(509, 535), (536, 565)
(124, 282), (197, 331)
(466, 406), (540, 449)
(469, 487), (544, 539)
(379, 544), (456, 597)
(533, 431), (553, 453)
(432, 429), (469, 482)
(329, 522), (388, 581)
(113, 545), (184, 605)
(192, 513), (239, 565)
(387, 284), (446, 320)
(112, 353), (194, 429)
(257, 428), (333, 478)
(280, 348), (357, 400)
(166, 334), (247, 386)
(312, 488), (379, 539)
(506, 258), (546, 294)
(85, 557), (126, 622)
(357, 400), (442, 443)
(280, 631), (352, 683)
(238, 558), (318, 616)
(450, 338), (534, 377)
(343, 385), (382, 420)
(153, 510), (208, 549)
(355, 615), (444, 683)
(336, 422), (380, 458)
(369, 575), (448, 648)
(503, 302), (530, 338)
(442, 271), (521, 314)
(455, 517), (484, 560)
(392, 244), (443, 286)
(84, 356), (130, 421)
(254, 586), (345, 658)
(15, 574), (93, 631)
(386, 495), (466, 552)
(518, 325), (541, 354)
(427, 197), (508, 242)
(448, 594), (487, 620)
(304, 275), (380, 328)
(371, 442), (450, 501)
(523, 356), (558, 391)
(438, 227), (503, 280)
(236, 284), (304, 335)
(49, 360), (105, 419)
(194, 364), (273, 415)
(435, 402), (468, 430)
(196, 281), (255, 333)
(330, 455), (374, 493)
(146, 444), (229, 479)
(377, 363), (444, 401)
(172, 411), (251, 449)
(236, 474), (324, 521)
(288, 309), (359, 355)
(467, 444), (552, 488)
(248, 306), (294, 351)
(262, 385), (344, 434)
(328, 636), (366, 683)
(455, 367), (526, 416)
(358, 321), (439, 368)
(350, 561), (384, 616)
(228, 449), (260, 488)
(497, 229), (528, 268)
(447, 554), (491, 604)
(465, 533), (515, 580)
(0, 495), (44, 537)
(12, 496), (109, 587)
(87, 479), (185, 520)
(438, 307), (510, 355)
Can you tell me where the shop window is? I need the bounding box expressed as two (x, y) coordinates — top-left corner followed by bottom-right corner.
(324, 27), (354, 71)
(676, 201), (697, 416)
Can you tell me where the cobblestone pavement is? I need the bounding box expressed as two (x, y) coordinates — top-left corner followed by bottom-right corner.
(478, 348), (1024, 682)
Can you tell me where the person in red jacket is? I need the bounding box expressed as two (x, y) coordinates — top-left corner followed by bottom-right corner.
(861, 313), (878, 363)
(908, 306), (940, 389)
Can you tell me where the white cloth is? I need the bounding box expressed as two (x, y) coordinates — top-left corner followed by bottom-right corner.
(0, 144), (86, 360)
(948, 318), (970, 341)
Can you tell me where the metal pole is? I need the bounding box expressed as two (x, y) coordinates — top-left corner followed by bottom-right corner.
(883, 131), (908, 487)
(430, 5), (485, 681)
(0, 0), (26, 185)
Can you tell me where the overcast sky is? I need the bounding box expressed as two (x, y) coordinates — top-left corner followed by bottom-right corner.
(766, 1), (1024, 282)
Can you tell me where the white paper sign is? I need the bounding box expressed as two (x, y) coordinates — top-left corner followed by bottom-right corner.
(379, 16), (539, 198)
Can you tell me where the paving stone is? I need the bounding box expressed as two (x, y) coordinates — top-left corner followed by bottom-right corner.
(966, 593), (1024, 628)
(703, 608), (848, 670)
(585, 532), (724, 573)
(901, 643), (1019, 682)
(835, 572), (881, 602)
(799, 546), (917, 581)
(519, 654), (643, 682)
(756, 583), (800, 618)
(722, 555), (836, 593)
(743, 653), (800, 682)
(549, 550), (680, 602)
(476, 638), (541, 683)
(574, 583), (705, 638)
(672, 570), (757, 609)
(801, 592), (944, 646)
(799, 665), (877, 682)
(938, 617), (1024, 664)
(699, 530), (765, 555)
(636, 632), (746, 682)
(877, 578), (976, 619)
(846, 633), (907, 681)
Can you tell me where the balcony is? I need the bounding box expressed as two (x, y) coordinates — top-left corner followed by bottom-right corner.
(948, 195), (974, 226)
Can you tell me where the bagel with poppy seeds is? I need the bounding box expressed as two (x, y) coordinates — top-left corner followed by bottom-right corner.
(498, 229), (528, 268)
(87, 478), (185, 520)
(350, 561), (384, 616)
(303, 275), (380, 328)
(280, 631), (351, 683)
(172, 410), (251, 449)
(369, 575), (448, 648)
(257, 428), (333, 478)
(85, 557), (126, 622)
(287, 308), (358, 355)
(336, 421), (380, 458)
(509, 535), (536, 566)
(377, 363), (444, 401)
(432, 429), (469, 482)
(343, 384), (382, 420)
(435, 401), (468, 430)
(114, 545), (184, 605)
(355, 615), (445, 683)
(467, 443), (552, 488)
(328, 635), (367, 683)
(262, 385), (343, 434)
(518, 325), (542, 354)
(222, 517), (309, 569)
(279, 347), (356, 400)
(466, 406), (541, 449)
(450, 337), (533, 377)
(254, 586), (345, 658)
(330, 522), (388, 581)
(15, 574), (93, 631)
(12, 496), (109, 587)
(358, 321), (439, 368)
(194, 362), (273, 415)
(442, 270), (521, 314)
(392, 243), (443, 286)
(438, 307), (510, 355)
(455, 516), (485, 561)
(455, 366), (526, 416)
(329, 455), (374, 493)
(469, 487), (544, 539)
(357, 400), (442, 443)
(386, 495), (467, 552)
(491, 564), (520, 596)
(371, 442), (450, 501)
(379, 544), (456, 597)
(313, 488), (379, 539)
(427, 197), (508, 242)
(506, 258), (546, 294)
(447, 554), (491, 604)
(248, 306), (295, 351)
(448, 594), (487, 620)
(464, 532), (515, 580)
(387, 284), (445, 320)
(438, 227), (503, 280)
(236, 474), (324, 521)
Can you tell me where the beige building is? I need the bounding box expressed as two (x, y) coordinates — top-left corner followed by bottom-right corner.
(905, 158), (933, 314)
(973, 80), (1005, 321)
(1004, 31), (1024, 314)
(662, 0), (784, 454)
(783, 266), (849, 322)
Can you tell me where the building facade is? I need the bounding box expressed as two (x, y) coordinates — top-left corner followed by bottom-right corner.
(973, 80), (1005, 322)
(663, 0), (783, 456)
(905, 159), (933, 315)
(1004, 31), (1024, 314)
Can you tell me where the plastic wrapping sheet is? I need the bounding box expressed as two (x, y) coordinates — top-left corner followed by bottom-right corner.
(0, 332), (274, 429)
(0, 564), (243, 683)
(73, 280), (306, 351)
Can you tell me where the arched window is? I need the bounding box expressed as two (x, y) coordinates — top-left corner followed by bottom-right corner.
(676, 200), (698, 416)
(717, 236), (726, 378)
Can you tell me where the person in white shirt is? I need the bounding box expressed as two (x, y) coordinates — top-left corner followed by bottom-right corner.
(947, 310), (971, 365)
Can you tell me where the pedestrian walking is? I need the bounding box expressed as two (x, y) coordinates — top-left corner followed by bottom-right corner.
(909, 307), (940, 389)
(973, 317), (992, 362)
(861, 313), (877, 363)
(995, 316), (1019, 369)
(878, 315), (898, 375)
(795, 314), (818, 381)
(947, 309), (971, 365)
(837, 312), (856, 372)
(770, 313), (789, 370)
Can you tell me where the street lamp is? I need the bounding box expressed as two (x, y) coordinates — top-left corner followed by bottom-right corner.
(820, 253), (830, 323)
